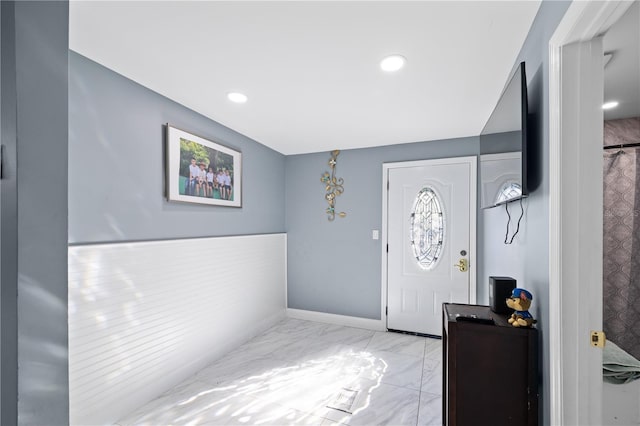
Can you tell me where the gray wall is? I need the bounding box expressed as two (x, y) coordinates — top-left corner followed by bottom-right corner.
(0, 3), (569, 424)
(69, 52), (286, 244)
(286, 3), (571, 423)
(1, 1), (69, 425)
(1, 3), (18, 424)
(478, 1), (571, 424)
(286, 137), (478, 320)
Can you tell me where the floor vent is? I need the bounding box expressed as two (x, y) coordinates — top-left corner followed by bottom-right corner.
(326, 388), (359, 414)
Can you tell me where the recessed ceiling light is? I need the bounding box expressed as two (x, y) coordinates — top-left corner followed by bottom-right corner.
(227, 92), (248, 104)
(380, 55), (406, 72)
(602, 101), (619, 110)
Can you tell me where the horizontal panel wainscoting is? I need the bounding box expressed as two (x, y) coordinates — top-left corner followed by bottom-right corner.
(68, 233), (287, 426)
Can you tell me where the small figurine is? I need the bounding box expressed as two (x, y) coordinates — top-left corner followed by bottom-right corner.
(506, 288), (536, 328)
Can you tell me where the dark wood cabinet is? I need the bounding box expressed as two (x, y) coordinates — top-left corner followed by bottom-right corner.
(442, 303), (538, 426)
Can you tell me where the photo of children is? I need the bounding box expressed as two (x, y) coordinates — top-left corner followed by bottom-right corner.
(166, 125), (241, 207)
(178, 137), (236, 201)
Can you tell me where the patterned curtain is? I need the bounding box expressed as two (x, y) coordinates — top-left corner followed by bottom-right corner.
(603, 118), (640, 360)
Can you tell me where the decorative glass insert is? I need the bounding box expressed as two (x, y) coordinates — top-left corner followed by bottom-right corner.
(495, 181), (522, 205)
(410, 187), (444, 270)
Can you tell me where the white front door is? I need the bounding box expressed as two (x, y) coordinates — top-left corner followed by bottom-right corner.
(385, 157), (476, 336)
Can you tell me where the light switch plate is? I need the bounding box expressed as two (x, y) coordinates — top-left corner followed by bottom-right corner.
(372, 230), (379, 240)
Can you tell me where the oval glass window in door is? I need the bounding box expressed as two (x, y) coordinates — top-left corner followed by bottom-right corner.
(410, 187), (445, 270)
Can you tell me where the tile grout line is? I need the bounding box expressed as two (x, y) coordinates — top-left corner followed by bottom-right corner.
(416, 339), (427, 426)
(363, 331), (376, 351)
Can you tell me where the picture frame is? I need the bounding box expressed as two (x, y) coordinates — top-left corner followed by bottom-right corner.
(166, 124), (242, 207)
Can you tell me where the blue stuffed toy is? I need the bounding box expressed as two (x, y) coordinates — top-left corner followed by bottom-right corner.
(506, 288), (536, 327)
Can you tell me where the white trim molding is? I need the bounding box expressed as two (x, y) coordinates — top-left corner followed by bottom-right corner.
(286, 309), (386, 331)
(549, 2), (633, 425)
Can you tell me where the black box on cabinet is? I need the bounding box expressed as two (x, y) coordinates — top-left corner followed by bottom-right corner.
(489, 276), (516, 314)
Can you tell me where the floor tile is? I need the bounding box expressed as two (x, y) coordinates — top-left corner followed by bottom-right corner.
(421, 369), (442, 395)
(321, 417), (349, 426)
(196, 355), (293, 387)
(424, 338), (442, 360)
(255, 360), (355, 414)
(200, 397), (327, 425)
(423, 339), (442, 375)
(347, 379), (420, 426)
(366, 331), (426, 357)
(117, 318), (443, 426)
(359, 349), (423, 390)
(119, 378), (254, 425)
(271, 318), (329, 338)
(418, 391), (442, 426)
(317, 324), (375, 347)
(227, 329), (298, 360)
(423, 356), (442, 373)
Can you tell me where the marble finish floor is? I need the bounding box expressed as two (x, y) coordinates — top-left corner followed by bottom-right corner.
(117, 318), (443, 426)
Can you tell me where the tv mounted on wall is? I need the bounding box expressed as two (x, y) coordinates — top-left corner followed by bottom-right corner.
(479, 61), (529, 209)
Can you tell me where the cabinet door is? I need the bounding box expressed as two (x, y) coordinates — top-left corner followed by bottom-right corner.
(455, 323), (532, 425)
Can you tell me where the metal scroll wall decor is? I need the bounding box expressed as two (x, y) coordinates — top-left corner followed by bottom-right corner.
(321, 150), (346, 221)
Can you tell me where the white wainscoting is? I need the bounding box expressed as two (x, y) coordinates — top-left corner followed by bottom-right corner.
(68, 233), (287, 426)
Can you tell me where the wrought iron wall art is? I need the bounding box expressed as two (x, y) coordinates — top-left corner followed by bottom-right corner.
(321, 150), (346, 221)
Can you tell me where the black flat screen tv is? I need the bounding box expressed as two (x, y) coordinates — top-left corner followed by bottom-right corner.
(479, 61), (528, 209)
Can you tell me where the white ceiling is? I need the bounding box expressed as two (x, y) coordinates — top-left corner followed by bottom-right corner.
(70, 1), (541, 155)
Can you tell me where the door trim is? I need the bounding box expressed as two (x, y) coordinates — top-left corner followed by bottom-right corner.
(549, 1), (633, 424)
(381, 156), (477, 328)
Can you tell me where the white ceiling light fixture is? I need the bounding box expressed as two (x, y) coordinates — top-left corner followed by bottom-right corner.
(602, 101), (619, 110)
(380, 55), (406, 72)
(227, 92), (248, 104)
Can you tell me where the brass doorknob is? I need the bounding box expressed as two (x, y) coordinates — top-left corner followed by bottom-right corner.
(454, 258), (468, 272)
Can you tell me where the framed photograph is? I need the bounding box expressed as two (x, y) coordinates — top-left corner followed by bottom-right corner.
(166, 124), (242, 207)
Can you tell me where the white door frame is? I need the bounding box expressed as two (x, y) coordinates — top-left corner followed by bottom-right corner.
(549, 1), (633, 424)
(381, 157), (477, 327)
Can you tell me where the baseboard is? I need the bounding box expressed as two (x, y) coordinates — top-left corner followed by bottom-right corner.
(286, 308), (386, 331)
